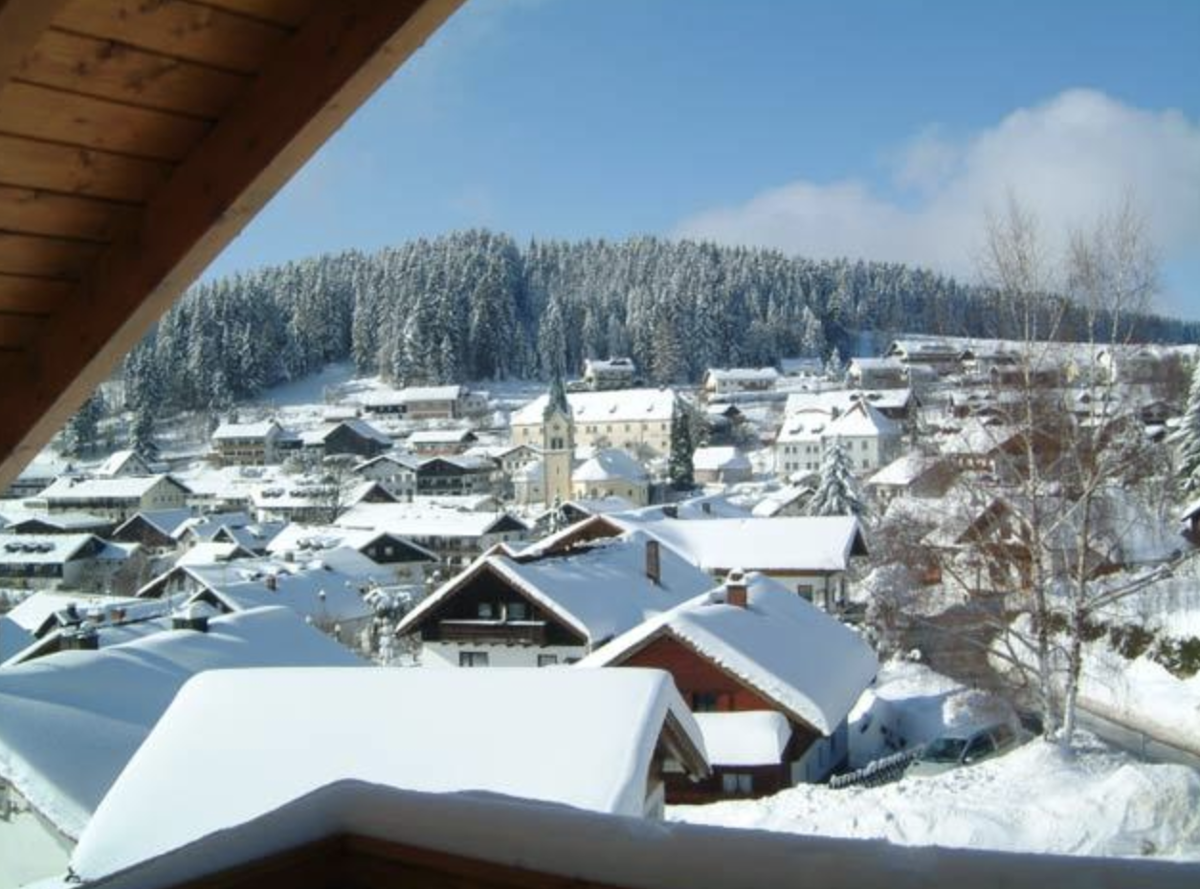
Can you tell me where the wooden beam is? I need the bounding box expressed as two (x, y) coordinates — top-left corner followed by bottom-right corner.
(0, 0), (69, 85)
(0, 80), (212, 162)
(0, 133), (174, 202)
(16, 29), (250, 118)
(0, 0), (466, 487)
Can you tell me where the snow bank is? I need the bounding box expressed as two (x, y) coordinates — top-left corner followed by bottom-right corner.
(671, 736), (1200, 861)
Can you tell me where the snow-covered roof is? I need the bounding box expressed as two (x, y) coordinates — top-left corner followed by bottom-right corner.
(0, 607), (361, 838)
(582, 573), (878, 734)
(211, 419), (281, 440)
(266, 524), (437, 562)
(706, 367), (780, 384)
(407, 428), (476, 444)
(939, 420), (1019, 456)
(692, 711), (792, 766)
(363, 385), (464, 406)
(776, 408), (832, 444)
(866, 453), (942, 488)
(511, 388), (676, 426)
(354, 452), (421, 473)
(0, 533), (102, 565)
(609, 514), (866, 573)
(118, 507), (194, 537)
(784, 388), (912, 417)
(334, 418), (394, 445)
(35, 474), (189, 502)
(584, 357), (636, 374)
(3, 510), (112, 531)
(849, 357), (907, 372)
(3, 591), (145, 634)
(573, 448), (648, 483)
(582, 574), (875, 731)
(751, 485), (812, 518)
(336, 502), (527, 539)
(69, 667), (705, 882)
(95, 449), (150, 477)
(397, 531), (714, 645)
(824, 399), (901, 438)
(692, 447), (751, 472)
(175, 541), (254, 566)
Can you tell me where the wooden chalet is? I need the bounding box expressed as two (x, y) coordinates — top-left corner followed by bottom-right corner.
(582, 571), (877, 802)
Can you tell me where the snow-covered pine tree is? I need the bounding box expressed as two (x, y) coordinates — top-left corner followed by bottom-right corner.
(824, 346), (845, 381)
(1179, 358), (1200, 496)
(62, 391), (105, 457)
(807, 441), (866, 518)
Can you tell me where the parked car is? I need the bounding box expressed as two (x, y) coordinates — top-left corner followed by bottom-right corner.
(907, 722), (1019, 777)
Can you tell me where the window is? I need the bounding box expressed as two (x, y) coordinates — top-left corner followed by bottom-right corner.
(537, 654), (558, 667)
(861, 440), (868, 451)
(477, 603), (494, 619)
(459, 651), (489, 668)
(720, 773), (753, 794)
(691, 691), (725, 711)
(506, 601), (528, 621)
(796, 583), (814, 601)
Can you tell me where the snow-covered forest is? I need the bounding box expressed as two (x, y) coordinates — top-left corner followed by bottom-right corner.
(124, 231), (1200, 413)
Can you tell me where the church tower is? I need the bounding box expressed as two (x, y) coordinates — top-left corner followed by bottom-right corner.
(542, 375), (574, 508)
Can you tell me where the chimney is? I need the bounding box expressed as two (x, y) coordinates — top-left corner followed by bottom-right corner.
(662, 504), (678, 519)
(645, 539), (661, 586)
(265, 573), (278, 591)
(725, 570), (748, 608)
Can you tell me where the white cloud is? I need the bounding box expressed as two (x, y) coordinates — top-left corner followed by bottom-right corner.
(674, 90), (1200, 296)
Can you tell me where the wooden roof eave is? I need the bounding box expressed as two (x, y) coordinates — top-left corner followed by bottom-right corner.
(0, 0), (465, 490)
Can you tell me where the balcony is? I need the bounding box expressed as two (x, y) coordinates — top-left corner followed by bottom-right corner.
(439, 620), (547, 646)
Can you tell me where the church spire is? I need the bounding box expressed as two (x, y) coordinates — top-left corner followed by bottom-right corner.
(544, 373), (570, 421)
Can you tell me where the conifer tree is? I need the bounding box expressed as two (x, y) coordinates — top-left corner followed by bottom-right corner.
(807, 442), (866, 518)
(668, 398), (697, 490)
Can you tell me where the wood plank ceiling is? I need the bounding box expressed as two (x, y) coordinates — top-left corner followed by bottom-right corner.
(0, 0), (463, 487)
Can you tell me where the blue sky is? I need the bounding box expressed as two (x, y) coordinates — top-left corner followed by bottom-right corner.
(207, 0), (1200, 318)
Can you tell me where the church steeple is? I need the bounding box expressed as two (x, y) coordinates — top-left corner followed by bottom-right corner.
(541, 375), (574, 508)
(544, 373), (570, 421)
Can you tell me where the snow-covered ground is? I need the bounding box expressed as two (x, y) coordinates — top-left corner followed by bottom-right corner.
(670, 659), (1200, 861)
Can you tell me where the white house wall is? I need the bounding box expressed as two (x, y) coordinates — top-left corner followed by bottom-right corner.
(420, 641), (586, 669)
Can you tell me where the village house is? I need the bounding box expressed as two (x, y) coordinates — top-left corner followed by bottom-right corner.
(94, 449), (154, 478)
(211, 419), (296, 466)
(361, 384), (485, 420)
(28, 475), (192, 524)
(510, 388), (676, 457)
(550, 512), (868, 611)
(353, 452), (420, 501)
(407, 427), (479, 456)
(336, 501), (529, 565)
(865, 453), (957, 505)
(267, 524), (438, 584)
(395, 530), (714, 667)
(111, 508), (195, 550)
(845, 357), (910, 389)
(175, 511), (285, 555)
(582, 357), (639, 391)
(581, 571), (877, 799)
(779, 357), (825, 378)
(702, 367), (780, 399)
(2, 511), (114, 536)
(702, 402), (746, 446)
(0, 607), (361, 883)
(884, 339), (963, 376)
(64, 667), (709, 889)
(776, 398), (901, 477)
(415, 455), (496, 497)
(301, 419), (394, 460)
(572, 448), (650, 506)
(751, 484), (815, 518)
(692, 446), (753, 485)
(0, 534), (133, 591)
(0, 590), (167, 663)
